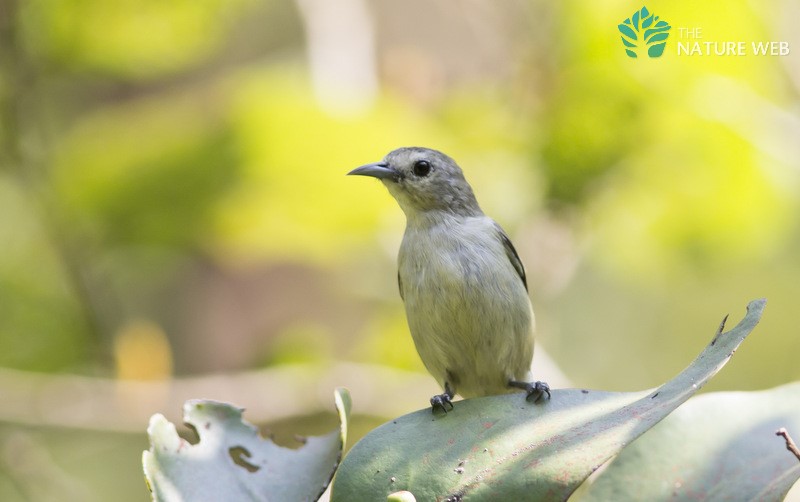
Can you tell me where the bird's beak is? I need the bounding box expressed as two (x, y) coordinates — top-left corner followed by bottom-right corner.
(347, 162), (399, 181)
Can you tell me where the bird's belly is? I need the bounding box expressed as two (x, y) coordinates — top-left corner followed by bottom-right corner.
(401, 265), (534, 397)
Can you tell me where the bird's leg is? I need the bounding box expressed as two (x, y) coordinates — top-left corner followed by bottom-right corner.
(508, 379), (551, 403)
(430, 382), (455, 413)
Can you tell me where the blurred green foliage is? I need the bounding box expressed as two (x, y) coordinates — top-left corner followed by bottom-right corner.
(53, 98), (241, 249)
(20, 0), (255, 77)
(0, 0), (798, 498)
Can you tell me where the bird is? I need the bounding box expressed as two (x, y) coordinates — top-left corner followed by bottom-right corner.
(348, 146), (549, 412)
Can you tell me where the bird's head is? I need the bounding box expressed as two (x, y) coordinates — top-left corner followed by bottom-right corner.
(348, 147), (482, 218)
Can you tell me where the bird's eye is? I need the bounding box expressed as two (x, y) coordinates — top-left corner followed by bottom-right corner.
(413, 160), (431, 177)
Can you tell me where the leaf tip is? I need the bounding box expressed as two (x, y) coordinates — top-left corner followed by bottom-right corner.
(334, 387), (352, 417)
(712, 299), (766, 346)
(746, 298), (767, 314)
(334, 387), (352, 446)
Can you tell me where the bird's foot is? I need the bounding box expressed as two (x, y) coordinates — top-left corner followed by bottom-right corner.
(430, 392), (454, 413)
(509, 380), (551, 403)
(525, 381), (551, 403)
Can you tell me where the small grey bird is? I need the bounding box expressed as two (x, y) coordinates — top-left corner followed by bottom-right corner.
(349, 147), (549, 412)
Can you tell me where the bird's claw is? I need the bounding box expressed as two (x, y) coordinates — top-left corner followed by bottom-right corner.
(524, 381), (551, 403)
(430, 393), (454, 413)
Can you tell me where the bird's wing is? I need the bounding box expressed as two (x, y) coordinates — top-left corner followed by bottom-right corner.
(494, 222), (528, 291)
(398, 270), (404, 301)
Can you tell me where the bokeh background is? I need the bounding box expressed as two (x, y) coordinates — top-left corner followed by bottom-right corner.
(1, 0), (799, 499)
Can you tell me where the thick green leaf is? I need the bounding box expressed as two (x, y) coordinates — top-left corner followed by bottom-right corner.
(143, 388), (351, 501)
(578, 381), (800, 501)
(331, 300), (765, 501)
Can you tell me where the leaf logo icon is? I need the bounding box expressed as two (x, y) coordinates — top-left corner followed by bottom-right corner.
(618, 6), (671, 58)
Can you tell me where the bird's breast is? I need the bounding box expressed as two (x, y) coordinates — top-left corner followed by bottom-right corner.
(397, 218), (531, 325)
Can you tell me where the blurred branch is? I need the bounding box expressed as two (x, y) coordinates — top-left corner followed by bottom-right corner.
(0, 363), (438, 432)
(0, 0), (118, 360)
(0, 348), (570, 432)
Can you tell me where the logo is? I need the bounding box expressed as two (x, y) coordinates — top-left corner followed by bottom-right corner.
(618, 6), (671, 58)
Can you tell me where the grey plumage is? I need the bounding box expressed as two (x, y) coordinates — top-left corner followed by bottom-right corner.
(349, 147), (547, 408)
